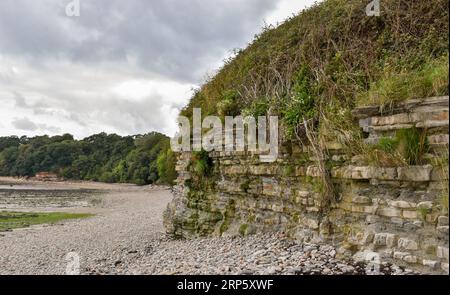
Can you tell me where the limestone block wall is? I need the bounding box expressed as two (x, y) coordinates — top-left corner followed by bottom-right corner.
(164, 96), (449, 274)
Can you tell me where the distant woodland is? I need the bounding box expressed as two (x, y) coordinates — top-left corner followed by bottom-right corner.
(0, 132), (177, 185)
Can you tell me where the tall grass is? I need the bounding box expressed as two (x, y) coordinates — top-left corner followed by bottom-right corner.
(357, 55), (449, 107)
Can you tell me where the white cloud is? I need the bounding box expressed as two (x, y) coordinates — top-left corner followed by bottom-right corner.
(0, 0), (320, 139)
(265, 0), (321, 26)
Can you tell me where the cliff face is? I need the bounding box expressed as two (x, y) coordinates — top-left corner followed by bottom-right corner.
(163, 0), (449, 275)
(164, 96), (449, 274)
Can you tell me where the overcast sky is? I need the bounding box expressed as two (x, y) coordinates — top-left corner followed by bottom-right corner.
(0, 0), (318, 139)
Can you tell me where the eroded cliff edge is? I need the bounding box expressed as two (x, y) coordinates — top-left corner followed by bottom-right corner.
(164, 96), (449, 274)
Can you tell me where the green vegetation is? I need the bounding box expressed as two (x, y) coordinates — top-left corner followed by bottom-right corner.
(180, 0), (448, 142)
(0, 132), (176, 185)
(395, 128), (429, 165)
(416, 205), (432, 221)
(191, 150), (213, 177)
(220, 199), (236, 234)
(0, 211), (93, 232)
(367, 128), (429, 167)
(357, 55), (449, 108)
(239, 223), (249, 236)
(157, 149), (177, 185)
(240, 179), (251, 193)
(441, 193), (449, 216)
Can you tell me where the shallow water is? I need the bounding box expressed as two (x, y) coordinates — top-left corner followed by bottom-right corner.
(0, 184), (100, 210)
(0, 184), (74, 190)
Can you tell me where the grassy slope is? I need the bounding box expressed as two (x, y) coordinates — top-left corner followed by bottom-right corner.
(0, 211), (93, 232)
(181, 0), (448, 138)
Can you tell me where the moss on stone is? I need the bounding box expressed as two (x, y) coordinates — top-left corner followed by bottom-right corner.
(239, 224), (249, 236)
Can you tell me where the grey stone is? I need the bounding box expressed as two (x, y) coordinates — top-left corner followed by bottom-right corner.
(403, 255), (418, 264)
(374, 233), (397, 247)
(437, 246), (449, 260)
(389, 200), (416, 209)
(417, 201), (433, 211)
(422, 260), (440, 270)
(397, 165), (432, 182)
(397, 238), (419, 251)
(438, 216), (449, 226)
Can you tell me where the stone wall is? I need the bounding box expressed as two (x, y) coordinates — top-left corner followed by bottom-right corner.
(164, 96), (449, 274)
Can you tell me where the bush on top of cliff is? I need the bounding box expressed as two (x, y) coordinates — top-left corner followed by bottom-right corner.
(180, 0), (449, 138)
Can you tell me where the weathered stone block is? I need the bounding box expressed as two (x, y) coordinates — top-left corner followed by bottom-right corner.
(422, 260), (440, 270)
(398, 238), (419, 250)
(295, 166), (306, 176)
(303, 218), (319, 230)
(389, 200), (416, 209)
(372, 167), (397, 180)
(372, 113), (411, 126)
(298, 191), (310, 198)
(358, 117), (372, 132)
(374, 233), (398, 247)
(331, 154), (348, 162)
(378, 207), (402, 218)
(375, 123), (416, 132)
(403, 255), (418, 264)
(351, 205), (377, 214)
(351, 166), (373, 179)
(271, 204), (284, 213)
(223, 165), (248, 175)
(397, 165), (432, 182)
(437, 226), (449, 236)
(437, 246), (449, 260)
(352, 196), (372, 205)
(249, 165), (278, 175)
(306, 206), (320, 213)
(306, 166), (321, 177)
(402, 210), (419, 219)
(331, 166), (353, 179)
(416, 120), (449, 129)
(262, 178), (281, 197)
(349, 231), (374, 246)
(386, 234), (398, 248)
(428, 134), (449, 146)
(431, 167), (449, 181)
(438, 216), (449, 226)
(442, 263), (449, 274)
(366, 215), (381, 224)
(393, 251), (409, 260)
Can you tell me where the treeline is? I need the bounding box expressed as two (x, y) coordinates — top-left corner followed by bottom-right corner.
(0, 132), (177, 185)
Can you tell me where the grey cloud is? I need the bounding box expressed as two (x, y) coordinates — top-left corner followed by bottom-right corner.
(11, 117), (61, 133)
(0, 0), (299, 138)
(12, 117), (38, 131)
(13, 92), (28, 108)
(0, 0), (277, 83)
(13, 92), (51, 115)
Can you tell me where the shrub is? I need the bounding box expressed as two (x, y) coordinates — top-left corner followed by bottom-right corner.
(357, 55), (449, 108)
(191, 150), (213, 177)
(282, 66), (316, 139)
(366, 128), (429, 167)
(157, 149), (177, 185)
(217, 90), (240, 117)
(395, 128), (429, 165)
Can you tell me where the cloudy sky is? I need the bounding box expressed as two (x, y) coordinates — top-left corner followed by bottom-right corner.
(0, 0), (317, 139)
